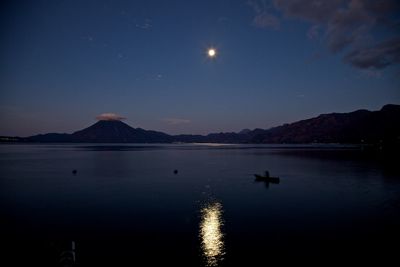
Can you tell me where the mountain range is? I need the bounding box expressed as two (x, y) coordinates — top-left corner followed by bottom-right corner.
(1, 104), (399, 144)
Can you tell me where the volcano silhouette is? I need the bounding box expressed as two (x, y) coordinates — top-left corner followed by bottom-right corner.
(28, 120), (172, 143)
(70, 120), (172, 143)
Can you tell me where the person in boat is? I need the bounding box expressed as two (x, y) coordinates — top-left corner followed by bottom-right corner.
(264, 171), (270, 178)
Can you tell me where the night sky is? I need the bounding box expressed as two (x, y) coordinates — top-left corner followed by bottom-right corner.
(1, 0), (399, 136)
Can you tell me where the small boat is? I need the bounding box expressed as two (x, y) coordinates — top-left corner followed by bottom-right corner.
(254, 171), (280, 184)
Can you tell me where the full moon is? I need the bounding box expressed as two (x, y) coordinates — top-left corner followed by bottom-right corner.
(208, 48), (216, 58)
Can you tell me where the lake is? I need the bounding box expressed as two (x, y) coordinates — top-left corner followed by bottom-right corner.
(1, 144), (399, 266)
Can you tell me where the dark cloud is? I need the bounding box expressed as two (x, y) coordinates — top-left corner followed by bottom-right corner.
(344, 37), (400, 69)
(273, 0), (343, 23)
(249, 0), (400, 69)
(325, 0), (374, 53)
(363, 0), (399, 15)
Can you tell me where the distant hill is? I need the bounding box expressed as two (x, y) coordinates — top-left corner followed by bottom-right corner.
(2, 104), (399, 144)
(28, 120), (172, 143)
(171, 104), (400, 144)
(248, 104), (400, 144)
(70, 120), (172, 143)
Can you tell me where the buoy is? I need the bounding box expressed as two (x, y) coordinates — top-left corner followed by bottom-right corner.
(174, 169), (178, 174)
(72, 169), (77, 175)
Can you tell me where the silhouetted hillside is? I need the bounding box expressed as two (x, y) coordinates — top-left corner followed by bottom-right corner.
(250, 104), (400, 144)
(70, 120), (172, 143)
(2, 104), (398, 144)
(28, 120), (172, 143)
(172, 104), (400, 144)
(28, 133), (71, 142)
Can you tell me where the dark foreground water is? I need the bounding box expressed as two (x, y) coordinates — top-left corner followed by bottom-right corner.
(1, 144), (399, 266)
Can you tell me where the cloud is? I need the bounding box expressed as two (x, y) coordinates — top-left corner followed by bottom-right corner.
(96, 113), (126, 121)
(253, 12), (280, 29)
(344, 37), (400, 69)
(307, 25), (320, 39)
(247, 0), (280, 29)
(249, 0), (400, 69)
(162, 118), (191, 125)
(135, 18), (152, 29)
(273, 0), (343, 23)
(358, 69), (383, 78)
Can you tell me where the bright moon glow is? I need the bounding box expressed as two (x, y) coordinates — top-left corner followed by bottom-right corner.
(200, 202), (225, 266)
(208, 48), (216, 58)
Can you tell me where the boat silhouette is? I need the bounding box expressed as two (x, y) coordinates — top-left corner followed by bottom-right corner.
(254, 171), (280, 184)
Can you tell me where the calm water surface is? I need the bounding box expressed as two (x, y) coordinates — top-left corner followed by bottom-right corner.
(1, 144), (399, 266)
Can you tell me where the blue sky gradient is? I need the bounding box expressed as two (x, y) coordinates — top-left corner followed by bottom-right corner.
(1, 0), (399, 136)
